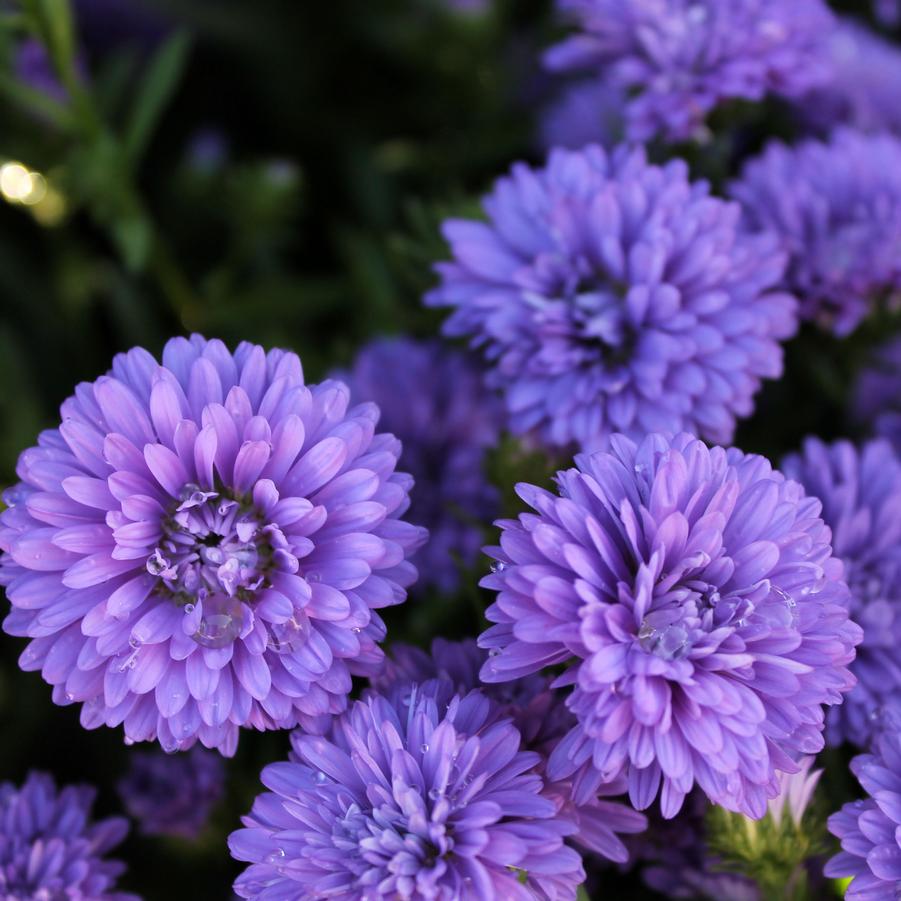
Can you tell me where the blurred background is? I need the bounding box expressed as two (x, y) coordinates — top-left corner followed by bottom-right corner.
(0, 0), (892, 897)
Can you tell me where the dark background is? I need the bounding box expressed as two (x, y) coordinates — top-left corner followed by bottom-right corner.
(0, 0), (891, 897)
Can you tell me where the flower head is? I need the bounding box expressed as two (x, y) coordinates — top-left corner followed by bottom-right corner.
(853, 336), (901, 454)
(782, 438), (901, 747)
(543, 0), (834, 143)
(479, 432), (861, 819)
(427, 145), (797, 451)
(375, 638), (648, 864)
(826, 709), (901, 898)
(229, 682), (585, 899)
(336, 337), (499, 593)
(0, 334), (426, 754)
(0, 772), (134, 900)
(117, 745), (224, 838)
(731, 129), (901, 336)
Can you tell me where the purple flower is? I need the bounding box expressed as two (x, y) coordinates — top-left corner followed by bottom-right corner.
(117, 745), (224, 838)
(874, 0), (901, 28)
(543, 0), (834, 143)
(782, 438), (901, 747)
(853, 337), (901, 454)
(228, 682), (585, 899)
(536, 77), (626, 152)
(15, 39), (77, 105)
(336, 338), (499, 593)
(426, 144), (797, 451)
(375, 638), (648, 863)
(826, 710), (901, 897)
(0, 334), (427, 755)
(798, 20), (901, 136)
(731, 129), (901, 336)
(0, 772), (134, 900)
(478, 432), (861, 819)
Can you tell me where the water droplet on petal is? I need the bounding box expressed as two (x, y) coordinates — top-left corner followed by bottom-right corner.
(420, 743), (429, 753)
(489, 561), (507, 574)
(428, 788), (443, 801)
(267, 617), (308, 654)
(314, 771), (328, 784)
(192, 594), (244, 649)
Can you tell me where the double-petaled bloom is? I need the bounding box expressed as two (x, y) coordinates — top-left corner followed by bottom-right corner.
(427, 145), (797, 452)
(0, 335), (426, 754)
(479, 432), (861, 818)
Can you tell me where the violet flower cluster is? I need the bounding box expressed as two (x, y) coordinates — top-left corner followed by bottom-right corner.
(229, 679), (585, 899)
(732, 128), (901, 336)
(337, 337), (500, 593)
(782, 438), (901, 747)
(0, 772), (134, 900)
(854, 336), (901, 454)
(478, 432), (861, 819)
(0, 335), (427, 755)
(543, 0), (835, 143)
(427, 144), (797, 451)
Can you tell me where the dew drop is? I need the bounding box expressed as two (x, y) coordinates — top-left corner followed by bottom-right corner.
(488, 648), (502, 658)
(420, 743), (429, 753)
(267, 617), (309, 655)
(428, 788), (443, 801)
(489, 561), (507, 574)
(184, 603), (195, 614)
(314, 771), (328, 784)
(266, 848), (286, 865)
(192, 594), (244, 649)
(64, 692), (74, 702)
(128, 636), (142, 650)
(352, 627), (362, 634)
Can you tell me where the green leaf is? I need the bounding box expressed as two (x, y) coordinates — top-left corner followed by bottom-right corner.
(124, 31), (191, 163)
(0, 71), (73, 129)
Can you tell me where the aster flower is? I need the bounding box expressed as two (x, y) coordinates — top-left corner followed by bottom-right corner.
(543, 0), (834, 143)
(0, 771), (135, 900)
(826, 709), (901, 898)
(479, 432), (861, 819)
(228, 682), (585, 899)
(376, 638), (648, 863)
(874, 0), (901, 28)
(782, 438), (901, 747)
(336, 337), (499, 593)
(731, 129), (901, 336)
(798, 20), (901, 136)
(537, 77), (626, 152)
(117, 745), (224, 838)
(426, 144), (797, 451)
(853, 337), (901, 454)
(0, 334), (426, 755)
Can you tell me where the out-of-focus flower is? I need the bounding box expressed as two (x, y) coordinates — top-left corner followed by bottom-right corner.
(479, 432), (861, 818)
(0, 334), (427, 755)
(427, 145), (797, 451)
(798, 20), (901, 136)
(874, 0), (901, 28)
(826, 710), (901, 898)
(853, 336), (901, 454)
(117, 745), (224, 838)
(229, 682), (585, 899)
(731, 128), (901, 336)
(782, 438), (901, 747)
(537, 77), (626, 152)
(375, 638), (648, 863)
(543, 0), (835, 143)
(336, 337), (499, 593)
(0, 772), (135, 900)
(15, 40), (69, 104)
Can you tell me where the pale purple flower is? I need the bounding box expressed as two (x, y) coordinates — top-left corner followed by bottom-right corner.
(427, 145), (797, 451)
(0, 334), (427, 755)
(479, 432), (861, 819)
(0, 772), (134, 900)
(336, 337), (499, 593)
(799, 20), (901, 136)
(782, 438), (901, 747)
(375, 638), (648, 863)
(543, 0), (835, 143)
(853, 337), (901, 454)
(117, 745), (224, 838)
(731, 129), (901, 336)
(229, 682), (585, 899)
(826, 709), (901, 898)
(537, 77), (626, 152)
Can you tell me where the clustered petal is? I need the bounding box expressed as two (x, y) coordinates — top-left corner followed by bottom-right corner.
(731, 128), (901, 336)
(543, 0), (835, 143)
(826, 710), (901, 898)
(426, 144), (797, 451)
(336, 338), (500, 593)
(782, 438), (901, 747)
(0, 772), (134, 900)
(0, 335), (427, 755)
(117, 745), (225, 838)
(478, 432), (861, 818)
(228, 681), (585, 900)
(375, 638), (648, 864)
